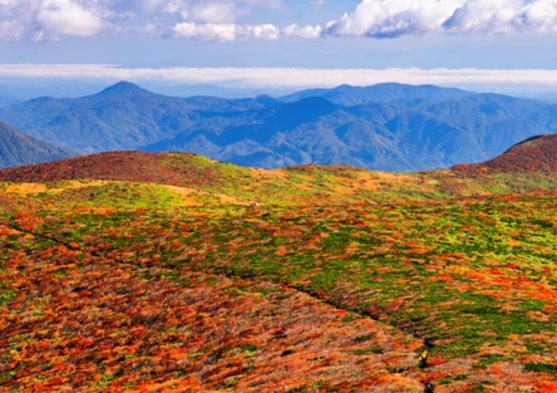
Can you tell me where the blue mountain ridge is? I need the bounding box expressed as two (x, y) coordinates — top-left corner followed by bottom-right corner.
(1, 81), (556, 172)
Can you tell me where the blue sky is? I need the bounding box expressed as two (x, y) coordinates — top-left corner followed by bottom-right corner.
(2, 0), (557, 99)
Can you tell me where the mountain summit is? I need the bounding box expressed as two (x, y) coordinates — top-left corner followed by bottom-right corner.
(98, 81), (156, 98)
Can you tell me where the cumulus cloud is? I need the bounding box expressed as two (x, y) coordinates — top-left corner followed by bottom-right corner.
(174, 22), (279, 41)
(173, 20), (322, 43)
(246, 23), (280, 39)
(4, 64), (557, 91)
(4, 0), (557, 42)
(175, 22), (237, 41)
(327, 0), (557, 38)
(0, 0), (285, 41)
(0, 0), (105, 40)
(36, 0), (104, 39)
(0, 0), (119, 40)
(283, 24), (322, 39)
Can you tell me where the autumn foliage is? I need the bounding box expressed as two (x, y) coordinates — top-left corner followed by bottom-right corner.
(453, 134), (557, 175)
(3, 144), (557, 391)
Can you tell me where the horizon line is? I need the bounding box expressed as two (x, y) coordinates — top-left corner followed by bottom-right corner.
(1, 65), (557, 89)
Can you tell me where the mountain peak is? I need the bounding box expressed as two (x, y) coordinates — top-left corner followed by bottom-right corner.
(99, 81), (154, 98)
(334, 84), (354, 91)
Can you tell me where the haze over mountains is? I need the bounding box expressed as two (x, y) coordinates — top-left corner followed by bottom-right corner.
(2, 81), (557, 171)
(0, 96), (21, 108)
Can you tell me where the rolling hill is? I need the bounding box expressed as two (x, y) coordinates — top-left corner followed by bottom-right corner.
(454, 133), (557, 174)
(0, 122), (75, 169)
(0, 150), (440, 207)
(3, 81), (557, 171)
(3, 138), (557, 391)
(2, 132), (557, 208)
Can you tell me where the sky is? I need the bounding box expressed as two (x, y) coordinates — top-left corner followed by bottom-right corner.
(2, 0), (557, 100)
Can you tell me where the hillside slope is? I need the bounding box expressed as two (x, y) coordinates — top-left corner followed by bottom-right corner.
(3, 133), (557, 211)
(0, 151), (440, 207)
(454, 134), (557, 174)
(0, 122), (75, 169)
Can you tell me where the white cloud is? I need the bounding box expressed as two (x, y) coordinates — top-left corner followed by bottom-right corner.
(4, 0), (557, 42)
(175, 22), (238, 41)
(327, 0), (557, 38)
(172, 20), (317, 43)
(174, 21), (279, 41)
(0, 0), (108, 40)
(4, 64), (557, 91)
(36, 0), (104, 39)
(0, 19), (24, 41)
(283, 24), (322, 39)
(191, 2), (247, 23)
(0, 0), (285, 41)
(244, 23), (280, 39)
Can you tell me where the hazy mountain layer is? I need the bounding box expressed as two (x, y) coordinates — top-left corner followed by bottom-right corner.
(143, 93), (554, 171)
(280, 83), (471, 106)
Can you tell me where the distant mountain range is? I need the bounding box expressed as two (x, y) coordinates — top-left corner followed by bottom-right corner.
(0, 122), (75, 169)
(2, 81), (557, 171)
(280, 83), (471, 106)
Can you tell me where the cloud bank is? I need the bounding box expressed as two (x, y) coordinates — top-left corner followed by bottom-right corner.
(3, 64), (557, 90)
(2, 0), (557, 41)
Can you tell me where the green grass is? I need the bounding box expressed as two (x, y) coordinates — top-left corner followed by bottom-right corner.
(36, 182), (185, 209)
(525, 363), (557, 376)
(0, 288), (17, 311)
